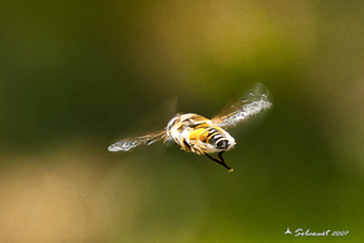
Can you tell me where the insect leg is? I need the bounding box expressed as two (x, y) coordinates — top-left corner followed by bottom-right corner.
(204, 152), (233, 173)
(217, 152), (233, 172)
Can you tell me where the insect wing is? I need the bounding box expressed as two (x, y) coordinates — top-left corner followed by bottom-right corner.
(211, 82), (272, 129)
(108, 129), (167, 152)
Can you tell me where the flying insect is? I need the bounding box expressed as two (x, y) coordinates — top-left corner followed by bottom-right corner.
(108, 83), (272, 172)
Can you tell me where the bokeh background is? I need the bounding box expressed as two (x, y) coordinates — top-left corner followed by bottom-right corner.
(1, 0), (364, 242)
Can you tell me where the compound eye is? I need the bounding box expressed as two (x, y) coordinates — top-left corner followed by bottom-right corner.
(216, 140), (228, 149)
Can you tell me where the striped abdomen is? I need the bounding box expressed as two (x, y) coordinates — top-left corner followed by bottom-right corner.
(166, 114), (235, 155)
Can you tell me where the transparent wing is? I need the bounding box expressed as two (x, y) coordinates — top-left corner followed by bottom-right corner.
(211, 82), (273, 129)
(108, 129), (168, 152)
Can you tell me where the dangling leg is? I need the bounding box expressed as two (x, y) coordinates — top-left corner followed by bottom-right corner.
(204, 152), (233, 172)
(217, 152), (234, 173)
(218, 152), (234, 172)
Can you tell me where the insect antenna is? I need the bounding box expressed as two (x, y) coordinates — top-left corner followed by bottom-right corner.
(204, 152), (233, 173)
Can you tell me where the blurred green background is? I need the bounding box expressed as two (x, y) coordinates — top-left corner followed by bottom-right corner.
(0, 0), (364, 242)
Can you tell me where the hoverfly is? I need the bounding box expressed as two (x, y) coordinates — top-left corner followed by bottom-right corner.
(108, 83), (272, 172)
